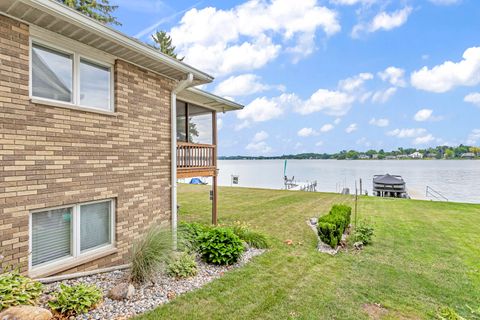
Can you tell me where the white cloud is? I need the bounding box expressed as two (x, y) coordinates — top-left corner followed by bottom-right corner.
(237, 93), (298, 122)
(217, 118), (223, 130)
(331, 0), (377, 5)
(428, 0), (461, 5)
(413, 134), (435, 145)
(338, 73), (373, 92)
(170, 1), (340, 76)
(356, 137), (372, 147)
(320, 124), (335, 132)
(246, 130), (271, 154)
(315, 141), (324, 147)
(253, 130), (269, 142)
(246, 141), (272, 154)
(414, 109), (433, 121)
(334, 118), (341, 125)
(369, 118), (389, 127)
(464, 92), (480, 107)
(297, 89), (355, 116)
(297, 127), (318, 137)
(213, 74), (280, 97)
(387, 128), (427, 138)
(378, 67), (406, 87)
(352, 7), (412, 37)
(467, 129), (480, 145)
(234, 120), (250, 131)
(345, 123), (358, 133)
(371, 87), (397, 103)
(411, 47), (480, 93)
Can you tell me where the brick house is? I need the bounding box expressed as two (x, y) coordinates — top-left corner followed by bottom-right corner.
(0, 0), (242, 278)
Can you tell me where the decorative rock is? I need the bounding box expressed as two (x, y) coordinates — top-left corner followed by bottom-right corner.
(309, 217), (318, 225)
(354, 241), (364, 250)
(107, 283), (135, 300)
(166, 291), (176, 300)
(0, 306), (53, 320)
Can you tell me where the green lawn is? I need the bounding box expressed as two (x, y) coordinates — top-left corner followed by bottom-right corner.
(138, 184), (480, 320)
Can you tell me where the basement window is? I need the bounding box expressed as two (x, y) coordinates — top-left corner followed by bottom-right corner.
(30, 199), (115, 270)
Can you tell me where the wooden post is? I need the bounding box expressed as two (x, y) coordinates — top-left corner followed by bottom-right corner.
(355, 180), (358, 229)
(212, 111), (218, 225)
(359, 178), (363, 195)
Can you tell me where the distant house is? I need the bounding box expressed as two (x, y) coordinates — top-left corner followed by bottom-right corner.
(426, 153), (437, 158)
(396, 154), (409, 159)
(385, 155), (397, 160)
(372, 154), (379, 159)
(358, 154), (370, 159)
(409, 152), (424, 159)
(461, 152), (476, 159)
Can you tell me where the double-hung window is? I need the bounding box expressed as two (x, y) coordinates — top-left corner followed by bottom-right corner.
(30, 199), (115, 271)
(31, 40), (114, 112)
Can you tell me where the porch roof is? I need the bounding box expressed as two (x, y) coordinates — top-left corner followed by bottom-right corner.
(177, 87), (244, 113)
(0, 0), (213, 86)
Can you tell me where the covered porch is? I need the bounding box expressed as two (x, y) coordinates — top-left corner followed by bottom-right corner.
(175, 88), (243, 224)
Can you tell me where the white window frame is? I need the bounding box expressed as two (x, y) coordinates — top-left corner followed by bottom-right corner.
(29, 27), (115, 114)
(29, 199), (116, 275)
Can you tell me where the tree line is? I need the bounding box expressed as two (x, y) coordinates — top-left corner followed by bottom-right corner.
(220, 145), (480, 160)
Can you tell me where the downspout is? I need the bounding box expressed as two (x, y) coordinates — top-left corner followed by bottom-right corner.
(171, 73), (193, 246)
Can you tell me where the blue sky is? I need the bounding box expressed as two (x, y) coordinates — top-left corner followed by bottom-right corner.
(111, 0), (480, 156)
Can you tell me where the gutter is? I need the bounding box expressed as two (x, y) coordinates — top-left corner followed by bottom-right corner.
(171, 73), (194, 245)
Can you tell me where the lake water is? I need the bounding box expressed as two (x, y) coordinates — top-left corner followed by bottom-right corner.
(215, 160), (480, 204)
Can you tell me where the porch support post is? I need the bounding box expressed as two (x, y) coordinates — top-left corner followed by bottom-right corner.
(212, 111), (218, 225)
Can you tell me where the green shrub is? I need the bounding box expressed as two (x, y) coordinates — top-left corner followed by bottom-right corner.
(166, 252), (198, 278)
(352, 221), (374, 245)
(436, 306), (466, 320)
(231, 223), (269, 249)
(130, 226), (172, 283)
(197, 227), (245, 265)
(317, 204), (352, 248)
(48, 283), (102, 316)
(177, 222), (212, 252)
(0, 271), (43, 311)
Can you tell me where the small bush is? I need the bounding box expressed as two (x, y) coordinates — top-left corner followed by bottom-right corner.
(166, 252), (198, 278)
(352, 221), (374, 245)
(436, 306), (466, 320)
(178, 222), (211, 252)
(0, 271), (43, 311)
(231, 222), (269, 249)
(197, 227), (245, 265)
(317, 204), (352, 248)
(130, 226), (172, 283)
(48, 283), (102, 316)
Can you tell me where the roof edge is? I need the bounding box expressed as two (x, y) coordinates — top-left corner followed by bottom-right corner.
(20, 0), (214, 84)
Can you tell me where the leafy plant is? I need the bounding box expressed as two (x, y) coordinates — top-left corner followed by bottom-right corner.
(130, 226), (173, 283)
(166, 252), (198, 279)
(197, 228), (245, 265)
(436, 306), (466, 320)
(48, 283), (102, 316)
(231, 222), (269, 249)
(178, 222), (211, 253)
(352, 221), (375, 245)
(317, 204), (352, 248)
(0, 271), (43, 311)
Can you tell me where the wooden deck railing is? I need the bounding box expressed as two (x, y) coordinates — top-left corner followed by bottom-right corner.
(177, 142), (216, 170)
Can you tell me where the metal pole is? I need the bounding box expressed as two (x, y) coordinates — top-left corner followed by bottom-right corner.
(355, 180), (358, 229)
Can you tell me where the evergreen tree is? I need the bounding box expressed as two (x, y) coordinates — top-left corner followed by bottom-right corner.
(151, 31), (184, 61)
(60, 0), (120, 25)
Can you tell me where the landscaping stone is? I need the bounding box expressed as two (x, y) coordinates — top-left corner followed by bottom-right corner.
(354, 242), (364, 250)
(108, 283), (135, 300)
(40, 248), (264, 320)
(0, 306), (53, 320)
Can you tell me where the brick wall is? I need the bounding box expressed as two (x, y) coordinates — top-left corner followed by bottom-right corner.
(0, 14), (174, 275)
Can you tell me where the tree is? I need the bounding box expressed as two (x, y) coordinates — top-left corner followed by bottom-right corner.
(151, 31), (184, 61)
(444, 149), (455, 159)
(60, 0), (120, 25)
(469, 146), (480, 155)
